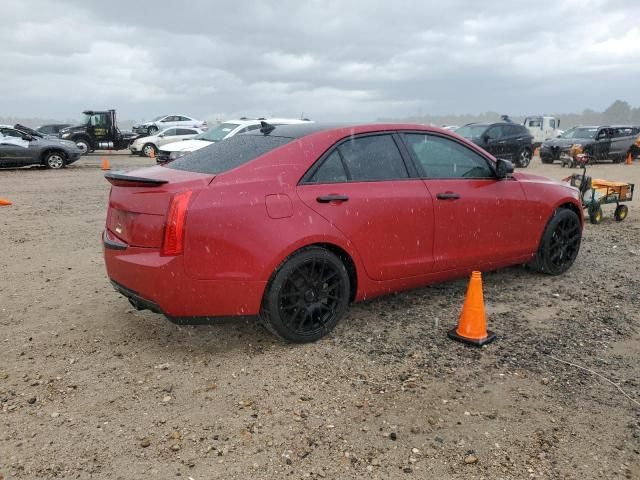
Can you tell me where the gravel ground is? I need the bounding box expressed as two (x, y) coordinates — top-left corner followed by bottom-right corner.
(1, 153), (639, 479)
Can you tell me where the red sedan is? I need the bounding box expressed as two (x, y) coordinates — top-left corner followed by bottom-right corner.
(103, 123), (583, 342)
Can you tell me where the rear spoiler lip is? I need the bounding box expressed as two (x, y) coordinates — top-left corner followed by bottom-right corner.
(104, 172), (169, 187)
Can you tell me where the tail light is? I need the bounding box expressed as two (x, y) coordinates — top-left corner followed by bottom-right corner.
(162, 190), (193, 256)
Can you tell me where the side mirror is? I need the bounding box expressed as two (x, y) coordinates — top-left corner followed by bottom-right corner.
(22, 134), (33, 141)
(495, 158), (514, 179)
(481, 133), (490, 144)
(158, 134), (164, 137)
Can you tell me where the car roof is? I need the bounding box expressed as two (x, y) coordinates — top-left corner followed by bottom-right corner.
(222, 118), (313, 128)
(243, 122), (457, 140)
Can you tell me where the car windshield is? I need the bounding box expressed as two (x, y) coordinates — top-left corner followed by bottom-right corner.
(194, 122), (240, 142)
(168, 135), (292, 174)
(561, 127), (597, 139)
(455, 125), (488, 138)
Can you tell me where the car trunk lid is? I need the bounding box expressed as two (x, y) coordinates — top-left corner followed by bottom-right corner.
(105, 166), (214, 248)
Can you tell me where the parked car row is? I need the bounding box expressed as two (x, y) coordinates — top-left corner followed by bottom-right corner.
(539, 125), (640, 164)
(453, 118), (639, 168)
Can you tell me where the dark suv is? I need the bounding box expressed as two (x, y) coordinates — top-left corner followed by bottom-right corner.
(540, 125), (640, 164)
(456, 122), (534, 167)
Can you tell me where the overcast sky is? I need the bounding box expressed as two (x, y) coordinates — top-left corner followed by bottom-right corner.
(2, 0), (640, 123)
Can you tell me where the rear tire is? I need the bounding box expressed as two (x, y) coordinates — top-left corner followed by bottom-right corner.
(530, 209), (582, 275)
(44, 151), (66, 169)
(147, 126), (158, 135)
(516, 147), (532, 168)
(259, 247), (350, 343)
(614, 205), (628, 222)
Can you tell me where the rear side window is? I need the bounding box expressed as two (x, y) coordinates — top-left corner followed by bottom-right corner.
(337, 134), (408, 181)
(168, 135), (292, 174)
(308, 151), (348, 183)
(403, 133), (494, 179)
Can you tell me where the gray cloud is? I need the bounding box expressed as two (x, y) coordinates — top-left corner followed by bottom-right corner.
(1, 0), (640, 123)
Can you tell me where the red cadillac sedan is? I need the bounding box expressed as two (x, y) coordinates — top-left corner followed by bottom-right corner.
(103, 123), (583, 342)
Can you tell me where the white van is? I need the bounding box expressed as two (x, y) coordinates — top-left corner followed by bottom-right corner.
(523, 116), (563, 148)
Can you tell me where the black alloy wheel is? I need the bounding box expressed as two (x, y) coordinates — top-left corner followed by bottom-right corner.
(530, 209), (582, 275)
(260, 247), (350, 343)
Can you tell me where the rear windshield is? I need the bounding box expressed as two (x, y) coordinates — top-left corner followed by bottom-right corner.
(167, 135), (293, 174)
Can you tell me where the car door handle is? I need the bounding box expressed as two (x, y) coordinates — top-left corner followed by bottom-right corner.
(436, 192), (460, 200)
(316, 194), (349, 203)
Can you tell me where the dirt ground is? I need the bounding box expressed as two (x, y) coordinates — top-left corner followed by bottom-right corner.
(1, 152), (639, 479)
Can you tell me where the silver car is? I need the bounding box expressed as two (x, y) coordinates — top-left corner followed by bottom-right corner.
(132, 115), (207, 136)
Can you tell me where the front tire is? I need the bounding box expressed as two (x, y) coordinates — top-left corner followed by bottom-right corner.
(588, 205), (603, 224)
(530, 209), (582, 275)
(75, 139), (90, 156)
(142, 143), (157, 158)
(44, 151), (66, 169)
(260, 247), (350, 343)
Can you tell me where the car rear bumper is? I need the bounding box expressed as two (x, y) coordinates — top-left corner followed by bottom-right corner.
(103, 230), (266, 319)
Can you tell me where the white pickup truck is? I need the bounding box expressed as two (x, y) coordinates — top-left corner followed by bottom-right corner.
(523, 116), (563, 148)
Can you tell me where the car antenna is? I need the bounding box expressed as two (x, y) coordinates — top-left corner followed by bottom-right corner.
(260, 121), (276, 135)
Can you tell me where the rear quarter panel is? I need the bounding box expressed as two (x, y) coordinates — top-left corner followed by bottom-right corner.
(182, 138), (366, 283)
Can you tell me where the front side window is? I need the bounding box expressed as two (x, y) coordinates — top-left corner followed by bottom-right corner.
(549, 119), (556, 129)
(403, 133), (494, 179)
(176, 128), (196, 135)
(337, 134), (408, 181)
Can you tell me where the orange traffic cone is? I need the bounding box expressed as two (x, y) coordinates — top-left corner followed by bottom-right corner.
(149, 149), (155, 159)
(101, 158), (111, 171)
(0, 198), (12, 206)
(626, 152), (633, 165)
(448, 271), (496, 346)
(534, 147), (540, 157)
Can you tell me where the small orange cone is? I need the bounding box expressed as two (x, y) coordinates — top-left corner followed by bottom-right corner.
(626, 152), (633, 165)
(448, 271), (496, 346)
(534, 147), (540, 157)
(101, 158), (111, 171)
(0, 198), (12, 206)
(149, 149), (155, 159)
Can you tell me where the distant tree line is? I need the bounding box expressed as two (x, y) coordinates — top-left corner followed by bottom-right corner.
(380, 100), (640, 129)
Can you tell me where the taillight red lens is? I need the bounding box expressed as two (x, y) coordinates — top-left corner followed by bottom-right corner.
(162, 190), (193, 256)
